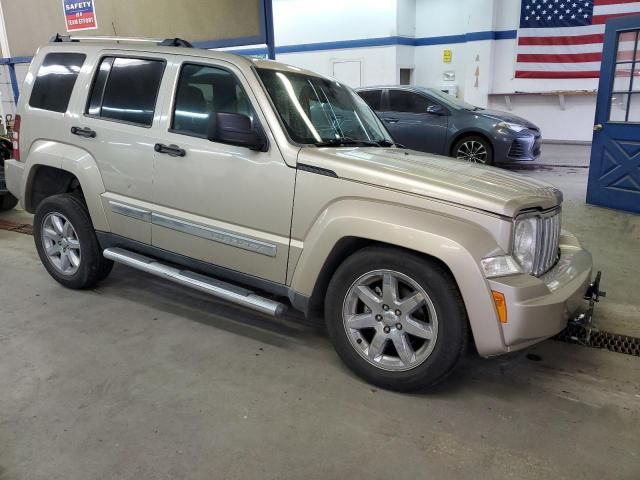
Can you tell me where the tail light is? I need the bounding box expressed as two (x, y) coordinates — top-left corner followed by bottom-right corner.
(12, 114), (21, 161)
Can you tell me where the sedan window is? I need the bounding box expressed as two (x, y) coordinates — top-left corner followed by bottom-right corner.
(388, 90), (436, 114)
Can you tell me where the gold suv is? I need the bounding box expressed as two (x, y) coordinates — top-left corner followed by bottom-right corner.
(4, 36), (598, 391)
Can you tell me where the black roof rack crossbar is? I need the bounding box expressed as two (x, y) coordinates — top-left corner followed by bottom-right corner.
(50, 34), (193, 48)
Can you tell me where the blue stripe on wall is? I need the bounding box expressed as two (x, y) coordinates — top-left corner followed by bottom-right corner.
(228, 30), (518, 56)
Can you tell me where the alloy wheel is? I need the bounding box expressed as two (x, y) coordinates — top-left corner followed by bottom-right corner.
(342, 269), (439, 371)
(41, 212), (82, 275)
(456, 140), (488, 163)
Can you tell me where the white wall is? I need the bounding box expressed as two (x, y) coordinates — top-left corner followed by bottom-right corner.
(273, 0), (401, 45)
(278, 46), (399, 87)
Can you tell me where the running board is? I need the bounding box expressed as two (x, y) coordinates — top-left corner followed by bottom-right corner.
(103, 247), (288, 317)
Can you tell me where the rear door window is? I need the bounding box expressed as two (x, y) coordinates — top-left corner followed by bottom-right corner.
(86, 56), (165, 126)
(388, 90), (433, 114)
(29, 52), (86, 113)
(358, 90), (382, 111)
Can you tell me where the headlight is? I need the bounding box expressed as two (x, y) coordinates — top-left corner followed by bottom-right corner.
(481, 255), (522, 278)
(513, 216), (539, 273)
(497, 121), (527, 133)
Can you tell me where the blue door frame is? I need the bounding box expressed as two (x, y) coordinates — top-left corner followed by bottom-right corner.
(587, 15), (640, 214)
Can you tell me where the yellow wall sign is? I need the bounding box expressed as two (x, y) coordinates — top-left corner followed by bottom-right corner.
(443, 49), (452, 63)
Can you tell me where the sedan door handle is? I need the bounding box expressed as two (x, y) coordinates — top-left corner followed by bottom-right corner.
(154, 143), (186, 157)
(70, 126), (96, 138)
(593, 124), (603, 132)
(384, 118), (399, 124)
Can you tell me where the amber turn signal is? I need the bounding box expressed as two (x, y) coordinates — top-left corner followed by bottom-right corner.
(492, 291), (508, 323)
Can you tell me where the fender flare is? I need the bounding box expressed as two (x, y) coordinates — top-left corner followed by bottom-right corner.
(290, 199), (508, 356)
(23, 140), (109, 231)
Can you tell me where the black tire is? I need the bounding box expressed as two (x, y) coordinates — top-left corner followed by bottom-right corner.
(325, 246), (468, 392)
(452, 135), (494, 165)
(33, 193), (113, 289)
(0, 193), (18, 211)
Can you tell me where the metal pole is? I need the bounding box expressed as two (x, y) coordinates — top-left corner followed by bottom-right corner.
(264, 0), (276, 60)
(7, 62), (18, 105)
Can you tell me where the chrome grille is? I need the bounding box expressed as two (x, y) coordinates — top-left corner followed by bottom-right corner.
(533, 210), (561, 276)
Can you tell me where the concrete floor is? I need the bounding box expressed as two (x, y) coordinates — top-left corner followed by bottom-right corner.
(1, 145), (639, 479)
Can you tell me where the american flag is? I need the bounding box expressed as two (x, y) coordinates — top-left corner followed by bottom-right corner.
(516, 0), (640, 78)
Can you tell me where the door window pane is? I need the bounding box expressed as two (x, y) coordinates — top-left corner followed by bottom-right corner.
(388, 90), (433, 113)
(616, 31), (637, 63)
(29, 53), (86, 113)
(87, 57), (165, 126)
(609, 93), (628, 121)
(627, 93), (640, 122)
(613, 65), (632, 92)
(172, 64), (254, 137)
(358, 90), (381, 111)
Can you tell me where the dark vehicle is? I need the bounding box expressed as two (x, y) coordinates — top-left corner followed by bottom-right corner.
(357, 86), (541, 165)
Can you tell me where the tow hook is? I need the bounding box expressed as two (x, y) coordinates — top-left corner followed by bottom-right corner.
(570, 271), (605, 342)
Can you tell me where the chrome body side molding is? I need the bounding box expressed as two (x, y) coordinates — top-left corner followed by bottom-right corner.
(109, 201), (152, 223)
(151, 213), (277, 257)
(108, 201), (277, 257)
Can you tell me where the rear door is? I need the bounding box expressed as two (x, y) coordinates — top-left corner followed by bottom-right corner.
(383, 89), (448, 154)
(72, 52), (167, 244)
(150, 57), (295, 284)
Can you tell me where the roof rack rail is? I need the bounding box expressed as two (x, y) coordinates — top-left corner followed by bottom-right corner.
(49, 34), (193, 48)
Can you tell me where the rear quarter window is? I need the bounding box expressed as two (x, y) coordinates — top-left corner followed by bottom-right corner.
(29, 52), (86, 113)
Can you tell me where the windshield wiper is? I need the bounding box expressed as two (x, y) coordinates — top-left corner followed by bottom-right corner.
(314, 137), (381, 148)
(376, 139), (406, 148)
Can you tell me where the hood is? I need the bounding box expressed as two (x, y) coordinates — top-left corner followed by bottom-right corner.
(476, 109), (540, 130)
(297, 147), (561, 217)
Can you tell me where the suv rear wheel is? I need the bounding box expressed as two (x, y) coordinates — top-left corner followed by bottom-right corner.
(325, 247), (468, 392)
(0, 193), (18, 211)
(33, 193), (113, 289)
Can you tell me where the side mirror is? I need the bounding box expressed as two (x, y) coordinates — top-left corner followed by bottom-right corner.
(426, 104), (445, 115)
(208, 112), (266, 151)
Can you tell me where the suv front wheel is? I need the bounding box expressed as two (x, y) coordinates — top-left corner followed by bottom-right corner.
(325, 247), (468, 392)
(33, 193), (113, 289)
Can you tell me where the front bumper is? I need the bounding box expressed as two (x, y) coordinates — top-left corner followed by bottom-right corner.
(488, 231), (593, 353)
(494, 129), (542, 163)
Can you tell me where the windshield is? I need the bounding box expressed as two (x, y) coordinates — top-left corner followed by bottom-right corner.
(257, 68), (393, 146)
(421, 88), (481, 111)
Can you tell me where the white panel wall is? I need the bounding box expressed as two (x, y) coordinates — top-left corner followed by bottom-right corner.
(272, 0), (402, 88)
(273, 0), (400, 44)
(278, 46), (399, 87)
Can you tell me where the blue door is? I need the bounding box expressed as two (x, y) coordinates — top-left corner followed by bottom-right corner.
(587, 15), (640, 213)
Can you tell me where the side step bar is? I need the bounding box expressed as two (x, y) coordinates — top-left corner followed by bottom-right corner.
(103, 247), (288, 317)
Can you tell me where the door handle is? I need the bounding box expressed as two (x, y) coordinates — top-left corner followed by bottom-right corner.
(593, 124), (603, 132)
(384, 118), (399, 124)
(70, 126), (96, 138)
(154, 143), (186, 157)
